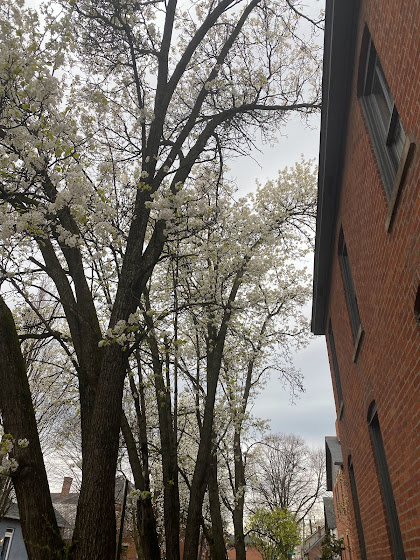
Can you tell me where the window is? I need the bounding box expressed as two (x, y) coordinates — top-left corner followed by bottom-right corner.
(0, 529), (14, 560)
(338, 230), (362, 354)
(328, 321), (344, 415)
(368, 402), (405, 560)
(414, 284), (420, 325)
(360, 31), (407, 201)
(346, 534), (352, 560)
(347, 457), (367, 560)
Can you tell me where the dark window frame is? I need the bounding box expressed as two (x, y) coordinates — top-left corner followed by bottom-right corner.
(338, 229), (363, 359)
(0, 528), (14, 560)
(368, 402), (406, 560)
(359, 28), (413, 231)
(328, 320), (344, 417)
(347, 457), (367, 560)
(360, 31), (407, 200)
(414, 284), (420, 325)
(346, 534), (352, 560)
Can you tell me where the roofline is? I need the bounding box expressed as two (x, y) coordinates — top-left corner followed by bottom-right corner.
(311, 0), (361, 335)
(325, 436), (343, 491)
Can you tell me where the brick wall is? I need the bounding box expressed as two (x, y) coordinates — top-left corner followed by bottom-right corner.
(332, 465), (357, 560)
(324, 1), (420, 559)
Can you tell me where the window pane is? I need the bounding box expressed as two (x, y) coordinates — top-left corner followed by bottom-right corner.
(361, 32), (407, 200)
(328, 322), (343, 407)
(369, 409), (406, 560)
(338, 235), (361, 342)
(372, 68), (392, 130)
(392, 118), (405, 160)
(0, 536), (11, 560)
(348, 458), (367, 560)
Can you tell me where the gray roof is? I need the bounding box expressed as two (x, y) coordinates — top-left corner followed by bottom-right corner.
(323, 496), (336, 530)
(3, 502), (20, 520)
(50, 476), (132, 540)
(50, 493), (79, 505)
(325, 436), (343, 491)
(51, 475), (129, 506)
(3, 502), (67, 528)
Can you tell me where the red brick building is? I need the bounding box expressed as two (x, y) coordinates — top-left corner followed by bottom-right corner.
(312, 1), (420, 560)
(325, 437), (356, 560)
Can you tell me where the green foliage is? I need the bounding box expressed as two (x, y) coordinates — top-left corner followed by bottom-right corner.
(320, 530), (345, 560)
(248, 507), (300, 560)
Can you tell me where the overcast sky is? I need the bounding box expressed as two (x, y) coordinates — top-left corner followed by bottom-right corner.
(227, 113), (336, 449)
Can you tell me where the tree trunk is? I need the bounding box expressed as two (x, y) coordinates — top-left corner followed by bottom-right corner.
(233, 429), (246, 560)
(121, 413), (161, 560)
(232, 356), (256, 560)
(183, 354), (220, 560)
(0, 296), (66, 560)
(148, 331), (180, 560)
(71, 345), (128, 560)
(207, 450), (227, 560)
(184, 271), (243, 560)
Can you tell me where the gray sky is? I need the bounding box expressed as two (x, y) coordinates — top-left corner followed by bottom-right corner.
(220, 0), (334, 448)
(228, 113), (337, 449)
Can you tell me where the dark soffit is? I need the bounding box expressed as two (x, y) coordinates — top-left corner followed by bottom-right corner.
(311, 0), (361, 335)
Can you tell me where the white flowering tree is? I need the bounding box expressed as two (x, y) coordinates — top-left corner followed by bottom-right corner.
(0, 0), (321, 558)
(218, 291), (308, 560)
(190, 164), (314, 560)
(118, 160), (316, 559)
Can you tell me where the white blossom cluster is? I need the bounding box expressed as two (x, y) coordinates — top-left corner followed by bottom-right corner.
(98, 314), (140, 349)
(135, 107), (155, 126)
(0, 435), (29, 476)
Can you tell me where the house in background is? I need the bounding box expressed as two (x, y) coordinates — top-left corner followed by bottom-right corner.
(0, 503), (66, 560)
(313, 1), (419, 560)
(0, 476), (137, 560)
(301, 525), (324, 560)
(50, 476), (78, 545)
(1, 504), (30, 560)
(227, 537), (263, 560)
(325, 437), (355, 560)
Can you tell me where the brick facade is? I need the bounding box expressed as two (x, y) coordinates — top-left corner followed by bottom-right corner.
(333, 467), (355, 560)
(313, 1), (420, 559)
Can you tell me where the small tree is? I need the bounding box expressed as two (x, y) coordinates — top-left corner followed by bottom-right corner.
(250, 433), (325, 523)
(248, 507), (300, 560)
(320, 530), (345, 560)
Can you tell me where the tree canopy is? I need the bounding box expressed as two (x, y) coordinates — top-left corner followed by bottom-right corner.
(0, 0), (322, 558)
(248, 506), (300, 560)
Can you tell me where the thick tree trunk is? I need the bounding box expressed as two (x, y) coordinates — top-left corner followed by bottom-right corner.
(207, 450), (227, 560)
(71, 345), (128, 560)
(233, 429), (246, 560)
(0, 296), (66, 560)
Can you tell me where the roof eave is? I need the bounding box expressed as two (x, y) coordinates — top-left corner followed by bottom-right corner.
(312, 0), (361, 335)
